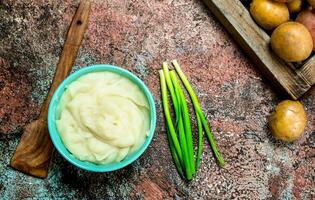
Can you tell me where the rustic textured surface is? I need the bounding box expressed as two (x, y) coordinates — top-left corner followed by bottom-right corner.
(0, 0), (314, 199)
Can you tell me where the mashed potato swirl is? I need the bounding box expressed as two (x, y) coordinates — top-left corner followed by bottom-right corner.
(56, 72), (150, 164)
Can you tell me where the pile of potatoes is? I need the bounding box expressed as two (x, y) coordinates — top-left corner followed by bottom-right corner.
(250, 0), (315, 62)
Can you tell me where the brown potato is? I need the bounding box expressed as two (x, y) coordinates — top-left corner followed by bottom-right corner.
(271, 22), (313, 62)
(268, 100), (306, 142)
(296, 9), (315, 50)
(287, 0), (304, 13)
(250, 0), (289, 30)
(274, 0), (292, 2)
(307, 0), (315, 7)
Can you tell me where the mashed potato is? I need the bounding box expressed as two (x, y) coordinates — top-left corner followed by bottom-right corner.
(56, 71), (150, 164)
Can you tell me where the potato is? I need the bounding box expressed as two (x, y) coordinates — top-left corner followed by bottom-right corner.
(296, 9), (315, 50)
(287, 0), (304, 13)
(307, 0), (315, 7)
(250, 0), (289, 30)
(268, 100), (306, 142)
(273, 0), (292, 2)
(271, 22), (313, 62)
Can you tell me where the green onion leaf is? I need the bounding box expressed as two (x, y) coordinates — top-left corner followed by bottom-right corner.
(166, 126), (184, 178)
(170, 72), (193, 180)
(159, 70), (183, 162)
(170, 71), (195, 174)
(163, 62), (180, 124)
(172, 60), (224, 167)
(195, 112), (203, 169)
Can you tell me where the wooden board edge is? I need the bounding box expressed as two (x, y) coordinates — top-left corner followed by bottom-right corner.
(299, 56), (315, 86)
(202, 0), (312, 100)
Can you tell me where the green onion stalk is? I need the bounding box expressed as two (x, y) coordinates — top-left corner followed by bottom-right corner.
(159, 60), (225, 181)
(159, 70), (182, 162)
(172, 60), (225, 167)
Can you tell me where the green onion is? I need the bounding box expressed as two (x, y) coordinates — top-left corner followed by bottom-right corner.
(159, 70), (182, 161)
(170, 61), (203, 170)
(160, 60), (225, 181)
(162, 62), (180, 124)
(166, 126), (184, 178)
(172, 60), (225, 167)
(195, 113), (203, 169)
(177, 106), (192, 180)
(170, 71), (195, 175)
(163, 65), (192, 180)
(200, 113), (225, 166)
(169, 71), (193, 180)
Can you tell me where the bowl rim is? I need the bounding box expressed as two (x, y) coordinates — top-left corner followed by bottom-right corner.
(47, 64), (156, 172)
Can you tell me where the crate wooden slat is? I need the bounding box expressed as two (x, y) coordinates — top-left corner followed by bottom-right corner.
(202, 0), (315, 99)
(299, 56), (315, 85)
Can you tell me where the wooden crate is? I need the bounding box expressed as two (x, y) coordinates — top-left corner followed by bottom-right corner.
(202, 0), (315, 100)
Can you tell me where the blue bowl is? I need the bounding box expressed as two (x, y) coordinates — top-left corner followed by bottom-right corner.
(47, 64), (156, 172)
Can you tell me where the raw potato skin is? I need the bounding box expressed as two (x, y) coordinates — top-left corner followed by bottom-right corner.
(271, 22), (313, 62)
(296, 9), (315, 50)
(307, 0), (315, 7)
(274, 0), (293, 2)
(250, 0), (290, 30)
(287, 0), (304, 13)
(268, 100), (307, 142)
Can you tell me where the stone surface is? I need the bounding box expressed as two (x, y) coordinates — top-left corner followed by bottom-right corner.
(0, 0), (314, 199)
